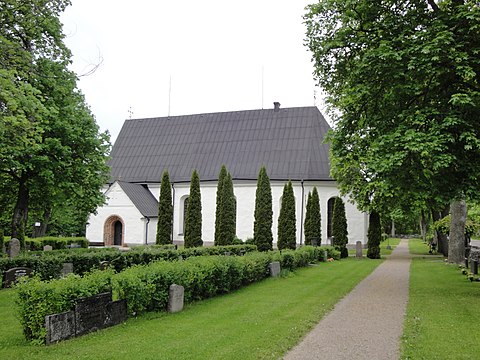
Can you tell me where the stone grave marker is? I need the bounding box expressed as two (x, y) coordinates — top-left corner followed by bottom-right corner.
(3, 267), (33, 288)
(8, 238), (21, 258)
(168, 284), (184, 313)
(269, 261), (281, 277)
(61, 263), (73, 277)
(356, 241), (363, 258)
(69, 243), (81, 249)
(43, 245), (53, 252)
(224, 251), (231, 256)
(75, 292), (112, 336)
(45, 311), (76, 345)
(324, 250), (329, 261)
(105, 299), (128, 327)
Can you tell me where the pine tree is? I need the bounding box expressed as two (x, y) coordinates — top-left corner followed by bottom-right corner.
(156, 170), (173, 245)
(184, 169), (203, 248)
(218, 173), (236, 245)
(278, 181), (296, 250)
(367, 211), (382, 259)
(214, 165), (228, 245)
(332, 197), (348, 258)
(253, 166), (273, 251)
(304, 187), (321, 246)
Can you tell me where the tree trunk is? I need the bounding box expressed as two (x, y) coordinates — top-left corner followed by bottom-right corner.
(11, 177), (29, 241)
(420, 210), (427, 243)
(448, 199), (467, 264)
(391, 220), (396, 238)
(431, 207), (449, 256)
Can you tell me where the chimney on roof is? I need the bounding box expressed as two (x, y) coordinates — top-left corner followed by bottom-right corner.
(273, 102), (281, 112)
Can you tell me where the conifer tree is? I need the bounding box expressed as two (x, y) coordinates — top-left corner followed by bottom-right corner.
(332, 197), (348, 258)
(156, 170), (173, 245)
(367, 211), (382, 259)
(253, 166), (273, 251)
(278, 181), (296, 250)
(214, 165), (228, 245)
(184, 169), (202, 248)
(218, 173), (236, 245)
(304, 187), (321, 246)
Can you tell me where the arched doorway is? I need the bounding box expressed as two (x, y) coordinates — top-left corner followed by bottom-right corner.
(104, 215), (125, 246)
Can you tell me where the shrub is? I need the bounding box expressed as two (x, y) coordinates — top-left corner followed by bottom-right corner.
(0, 228), (4, 254)
(304, 187), (321, 245)
(332, 197), (348, 258)
(214, 165), (228, 245)
(367, 211), (381, 259)
(25, 237), (88, 250)
(216, 172), (236, 245)
(156, 170), (173, 245)
(277, 181), (296, 250)
(254, 166), (273, 251)
(184, 169), (203, 248)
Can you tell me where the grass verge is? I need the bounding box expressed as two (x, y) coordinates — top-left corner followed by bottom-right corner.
(0, 258), (381, 360)
(402, 241), (480, 359)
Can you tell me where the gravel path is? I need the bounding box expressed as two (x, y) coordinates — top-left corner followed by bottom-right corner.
(284, 239), (411, 360)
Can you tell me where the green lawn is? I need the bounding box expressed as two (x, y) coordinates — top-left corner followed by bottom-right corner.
(0, 258), (381, 360)
(401, 239), (480, 359)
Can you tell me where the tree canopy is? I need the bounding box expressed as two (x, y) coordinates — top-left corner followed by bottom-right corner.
(305, 0), (480, 262)
(0, 0), (110, 239)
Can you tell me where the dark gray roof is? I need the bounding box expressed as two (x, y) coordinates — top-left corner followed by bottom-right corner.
(117, 181), (158, 217)
(109, 106), (332, 183)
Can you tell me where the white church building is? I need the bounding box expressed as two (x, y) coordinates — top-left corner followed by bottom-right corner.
(86, 104), (368, 247)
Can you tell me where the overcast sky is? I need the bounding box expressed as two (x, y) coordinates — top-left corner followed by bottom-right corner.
(61, 0), (324, 142)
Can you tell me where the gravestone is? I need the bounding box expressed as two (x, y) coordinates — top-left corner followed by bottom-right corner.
(310, 238), (319, 247)
(75, 292), (112, 336)
(269, 261), (281, 277)
(61, 263), (73, 277)
(471, 259), (478, 275)
(43, 245), (53, 252)
(324, 250), (328, 261)
(69, 243), (81, 249)
(99, 261), (110, 270)
(45, 311), (76, 345)
(105, 299), (128, 327)
(224, 251), (231, 256)
(8, 238), (21, 258)
(356, 241), (363, 258)
(168, 284), (184, 313)
(3, 267), (33, 288)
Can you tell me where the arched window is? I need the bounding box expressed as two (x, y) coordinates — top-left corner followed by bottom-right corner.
(180, 196), (189, 235)
(327, 197), (337, 239)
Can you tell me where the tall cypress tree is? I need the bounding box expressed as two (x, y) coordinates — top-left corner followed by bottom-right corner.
(278, 181), (296, 250)
(332, 197), (348, 258)
(253, 166), (273, 251)
(184, 169), (203, 248)
(218, 173), (236, 245)
(214, 165), (228, 245)
(367, 211), (381, 259)
(156, 170), (173, 245)
(304, 186), (321, 246)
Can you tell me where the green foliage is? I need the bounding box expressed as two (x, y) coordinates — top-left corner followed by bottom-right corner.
(184, 170), (202, 248)
(433, 215), (479, 238)
(0, 0), (110, 238)
(215, 169), (236, 246)
(367, 211), (382, 259)
(25, 237), (88, 250)
(15, 270), (113, 343)
(254, 166), (273, 251)
(332, 197), (348, 258)
(305, 0), (480, 221)
(156, 170), (173, 245)
(214, 165), (228, 245)
(0, 228), (4, 253)
(277, 181), (296, 250)
(304, 187), (321, 245)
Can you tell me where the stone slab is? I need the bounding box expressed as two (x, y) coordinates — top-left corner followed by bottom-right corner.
(8, 238), (21, 258)
(269, 261), (281, 277)
(43, 245), (53, 251)
(356, 241), (363, 258)
(74, 292), (112, 336)
(168, 284), (184, 313)
(61, 263), (73, 277)
(3, 267), (33, 288)
(45, 311), (75, 345)
(105, 299), (128, 327)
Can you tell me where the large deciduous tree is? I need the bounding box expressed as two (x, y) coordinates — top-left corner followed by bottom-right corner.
(156, 170), (173, 245)
(305, 0), (480, 263)
(0, 0), (110, 242)
(184, 169), (202, 248)
(278, 180), (296, 250)
(254, 166), (273, 251)
(304, 187), (321, 246)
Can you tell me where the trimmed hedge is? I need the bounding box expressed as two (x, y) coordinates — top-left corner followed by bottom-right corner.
(5, 237), (89, 251)
(1, 245), (257, 282)
(16, 245), (332, 343)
